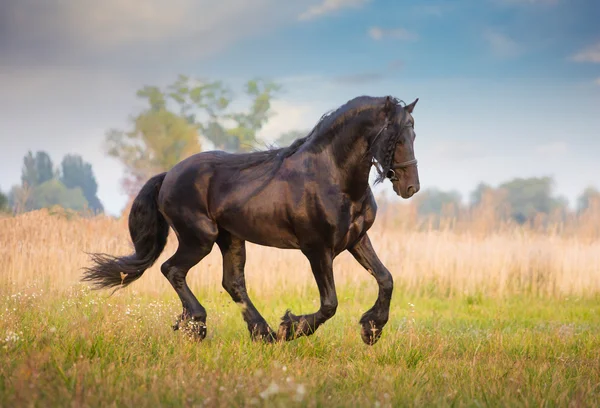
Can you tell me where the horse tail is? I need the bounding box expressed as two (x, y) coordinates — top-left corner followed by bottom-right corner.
(82, 172), (169, 290)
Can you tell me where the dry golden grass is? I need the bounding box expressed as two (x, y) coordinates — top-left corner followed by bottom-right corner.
(1, 205), (599, 407)
(1, 202), (599, 298)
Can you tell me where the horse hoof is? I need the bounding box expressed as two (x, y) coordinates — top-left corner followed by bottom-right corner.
(174, 318), (207, 341)
(252, 330), (277, 344)
(360, 323), (382, 346)
(249, 322), (277, 343)
(277, 310), (298, 341)
(186, 323), (207, 341)
(276, 310), (314, 341)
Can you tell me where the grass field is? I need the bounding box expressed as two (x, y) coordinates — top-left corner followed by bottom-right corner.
(1, 207), (599, 407)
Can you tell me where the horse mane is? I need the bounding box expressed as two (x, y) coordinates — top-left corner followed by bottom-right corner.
(212, 95), (393, 175)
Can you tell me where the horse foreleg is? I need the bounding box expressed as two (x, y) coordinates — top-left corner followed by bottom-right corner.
(277, 249), (337, 341)
(349, 233), (393, 345)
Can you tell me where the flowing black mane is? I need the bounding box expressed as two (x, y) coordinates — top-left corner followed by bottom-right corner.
(211, 95), (401, 177)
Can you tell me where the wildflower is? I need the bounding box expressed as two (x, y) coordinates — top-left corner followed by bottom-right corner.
(259, 381), (280, 399)
(294, 384), (306, 402)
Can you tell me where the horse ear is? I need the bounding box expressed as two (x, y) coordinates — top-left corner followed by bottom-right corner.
(405, 98), (419, 113)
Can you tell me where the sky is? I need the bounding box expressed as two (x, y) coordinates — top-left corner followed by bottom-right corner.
(1, 0), (599, 215)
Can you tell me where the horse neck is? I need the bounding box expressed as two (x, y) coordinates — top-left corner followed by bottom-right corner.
(320, 113), (379, 198)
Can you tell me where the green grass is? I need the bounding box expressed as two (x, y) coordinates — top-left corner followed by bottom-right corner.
(2, 283), (599, 407)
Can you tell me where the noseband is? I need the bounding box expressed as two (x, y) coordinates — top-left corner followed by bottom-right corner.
(385, 158), (418, 181)
(371, 108), (418, 182)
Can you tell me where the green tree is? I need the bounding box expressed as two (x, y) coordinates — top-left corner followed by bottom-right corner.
(21, 151), (55, 187)
(469, 182), (493, 207)
(60, 154), (104, 213)
(217, 79), (281, 151)
(0, 189), (8, 213)
(106, 75), (280, 195)
(106, 83), (202, 195)
(577, 186), (600, 213)
(28, 179), (88, 212)
(10, 151), (101, 214)
(497, 177), (564, 224)
(163, 75), (281, 151)
(8, 184), (31, 214)
(413, 188), (463, 217)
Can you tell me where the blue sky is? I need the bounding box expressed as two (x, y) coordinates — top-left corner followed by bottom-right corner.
(1, 0), (599, 215)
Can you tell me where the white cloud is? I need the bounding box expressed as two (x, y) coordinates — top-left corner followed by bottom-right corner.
(535, 141), (568, 156)
(2, 0), (303, 67)
(298, 0), (371, 21)
(483, 29), (522, 59)
(368, 27), (418, 41)
(570, 42), (600, 63)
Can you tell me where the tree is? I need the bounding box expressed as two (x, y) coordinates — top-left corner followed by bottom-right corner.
(8, 184), (32, 214)
(577, 186), (600, 213)
(413, 188), (463, 218)
(28, 179), (88, 212)
(497, 177), (563, 224)
(162, 75), (281, 151)
(106, 86), (202, 195)
(60, 154), (104, 213)
(21, 151), (55, 188)
(215, 79), (281, 151)
(469, 182), (493, 207)
(0, 190), (8, 213)
(9, 151), (101, 214)
(106, 75), (280, 196)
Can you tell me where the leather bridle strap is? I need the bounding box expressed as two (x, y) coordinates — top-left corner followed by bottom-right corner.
(391, 158), (418, 169)
(386, 158), (418, 182)
(370, 105), (418, 181)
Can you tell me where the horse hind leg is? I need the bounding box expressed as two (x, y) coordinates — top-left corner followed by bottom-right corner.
(161, 216), (218, 341)
(217, 231), (276, 343)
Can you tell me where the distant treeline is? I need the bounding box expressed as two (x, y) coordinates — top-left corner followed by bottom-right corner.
(1, 151), (104, 215)
(1, 74), (598, 226)
(406, 177), (600, 226)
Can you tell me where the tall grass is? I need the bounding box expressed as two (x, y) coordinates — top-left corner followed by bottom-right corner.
(1, 202), (599, 407)
(1, 199), (599, 298)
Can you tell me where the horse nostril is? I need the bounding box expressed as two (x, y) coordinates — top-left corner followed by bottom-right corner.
(407, 185), (416, 196)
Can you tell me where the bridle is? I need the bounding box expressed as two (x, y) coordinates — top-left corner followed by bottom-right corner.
(370, 107), (418, 182)
(386, 158), (418, 182)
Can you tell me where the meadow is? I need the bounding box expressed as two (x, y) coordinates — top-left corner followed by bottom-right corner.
(1, 202), (599, 407)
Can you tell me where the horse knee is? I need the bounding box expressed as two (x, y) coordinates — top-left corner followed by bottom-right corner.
(378, 270), (393, 294)
(321, 298), (338, 319)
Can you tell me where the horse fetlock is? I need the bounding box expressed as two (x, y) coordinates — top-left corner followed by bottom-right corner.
(277, 310), (316, 341)
(173, 313), (207, 341)
(249, 323), (277, 343)
(181, 319), (207, 341)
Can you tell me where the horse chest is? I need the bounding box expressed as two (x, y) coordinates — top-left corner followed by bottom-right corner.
(332, 207), (369, 252)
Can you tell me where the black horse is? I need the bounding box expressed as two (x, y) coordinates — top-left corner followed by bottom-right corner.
(83, 95), (420, 345)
